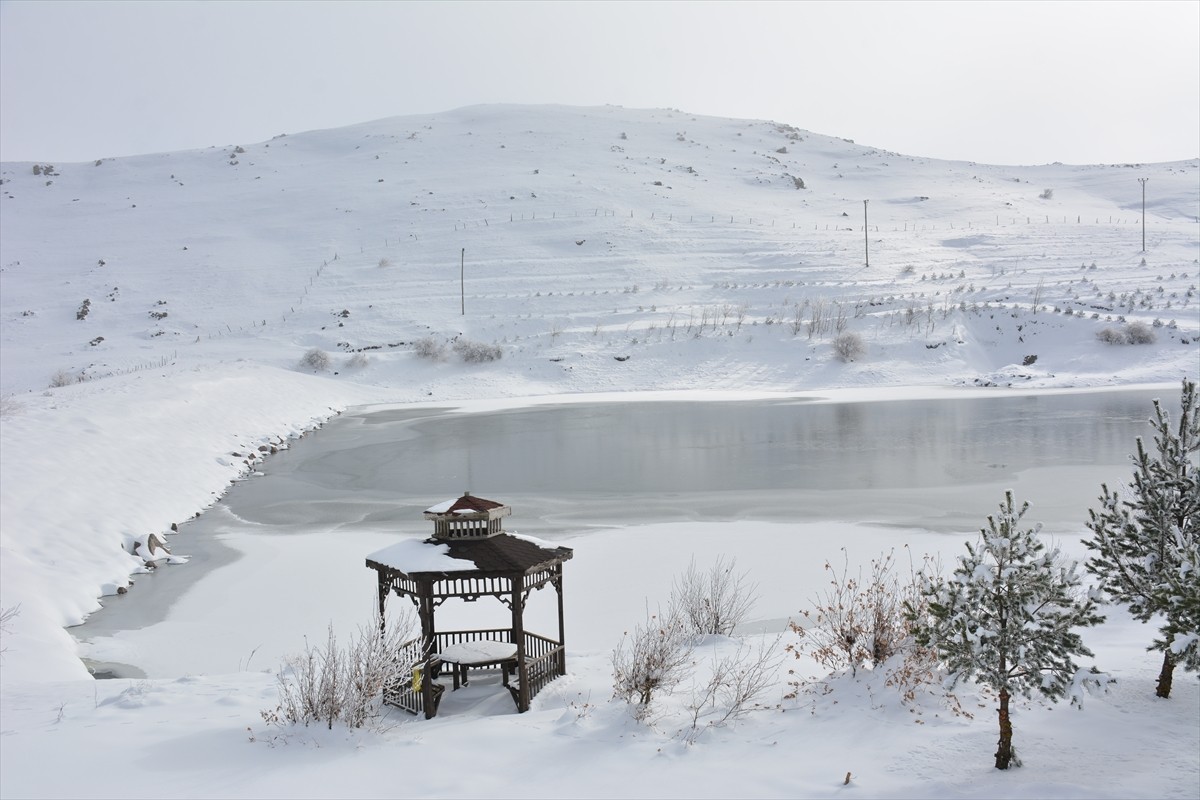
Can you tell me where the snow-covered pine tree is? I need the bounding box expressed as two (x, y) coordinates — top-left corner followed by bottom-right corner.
(1083, 379), (1200, 698)
(909, 491), (1105, 770)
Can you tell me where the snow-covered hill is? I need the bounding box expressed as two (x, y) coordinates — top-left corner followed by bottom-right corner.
(2, 104), (1196, 400)
(0, 105), (1197, 799)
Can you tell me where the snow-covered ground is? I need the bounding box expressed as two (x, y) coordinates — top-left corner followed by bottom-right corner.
(1, 105), (1197, 798)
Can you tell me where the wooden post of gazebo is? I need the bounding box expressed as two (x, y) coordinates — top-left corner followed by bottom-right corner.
(366, 492), (573, 718)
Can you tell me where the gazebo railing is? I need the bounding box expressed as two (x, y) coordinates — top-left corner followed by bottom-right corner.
(433, 628), (513, 650)
(514, 631), (565, 701)
(383, 638), (443, 717)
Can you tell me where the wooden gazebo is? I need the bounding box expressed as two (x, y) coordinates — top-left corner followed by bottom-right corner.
(365, 492), (572, 718)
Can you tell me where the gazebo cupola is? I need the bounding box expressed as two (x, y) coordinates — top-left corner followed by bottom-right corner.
(424, 491), (511, 540)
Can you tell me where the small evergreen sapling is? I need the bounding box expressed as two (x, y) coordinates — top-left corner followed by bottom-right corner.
(909, 492), (1105, 770)
(1084, 379), (1200, 697)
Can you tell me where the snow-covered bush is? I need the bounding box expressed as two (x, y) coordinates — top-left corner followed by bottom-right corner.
(377, 257), (391, 268)
(0, 396), (23, 417)
(262, 610), (418, 731)
(1126, 320), (1156, 344)
(1039, 188), (1054, 199)
(48, 369), (77, 388)
(453, 338), (502, 363)
(300, 348), (331, 372)
(1084, 379), (1200, 697)
(345, 352), (370, 369)
(910, 491), (1106, 770)
(413, 337), (448, 362)
(1098, 322), (1157, 345)
(833, 331), (865, 362)
(672, 556), (757, 637)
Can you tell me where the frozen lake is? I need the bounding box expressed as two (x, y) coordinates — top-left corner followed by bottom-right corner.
(76, 388), (1165, 676)
(221, 387), (1160, 533)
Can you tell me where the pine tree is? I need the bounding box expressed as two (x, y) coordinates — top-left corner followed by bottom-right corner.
(1083, 379), (1200, 698)
(910, 491), (1105, 770)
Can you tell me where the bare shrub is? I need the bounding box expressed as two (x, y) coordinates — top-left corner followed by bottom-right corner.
(413, 337), (448, 361)
(345, 352), (370, 369)
(612, 607), (694, 716)
(672, 556), (757, 637)
(1097, 327), (1128, 345)
(681, 637), (783, 743)
(833, 331), (866, 362)
(1039, 188), (1054, 200)
(1125, 320), (1157, 344)
(789, 548), (920, 677)
(790, 303), (806, 336)
(300, 348), (331, 371)
(616, 561), (780, 737)
(453, 339), (502, 363)
(262, 609), (417, 731)
(377, 257), (392, 268)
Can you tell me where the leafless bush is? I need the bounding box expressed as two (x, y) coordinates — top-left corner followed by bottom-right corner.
(680, 637), (783, 743)
(612, 607), (694, 716)
(1097, 327), (1128, 345)
(672, 556), (757, 637)
(833, 331), (866, 362)
(453, 339), (502, 363)
(345, 352), (370, 369)
(1039, 188), (1054, 200)
(262, 610), (417, 731)
(789, 548), (920, 677)
(413, 337), (448, 361)
(377, 257), (391, 268)
(790, 302), (806, 336)
(300, 348), (331, 371)
(806, 299), (827, 339)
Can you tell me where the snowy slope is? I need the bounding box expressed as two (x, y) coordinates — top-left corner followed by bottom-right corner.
(0, 105), (1197, 799)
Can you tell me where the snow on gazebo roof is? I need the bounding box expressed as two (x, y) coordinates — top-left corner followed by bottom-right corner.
(366, 537), (476, 574)
(366, 532), (573, 577)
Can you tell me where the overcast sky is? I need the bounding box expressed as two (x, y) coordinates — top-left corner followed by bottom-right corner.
(1, 0), (1197, 166)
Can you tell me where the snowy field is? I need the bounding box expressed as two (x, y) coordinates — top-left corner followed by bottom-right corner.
(1, 105), (1197, 798)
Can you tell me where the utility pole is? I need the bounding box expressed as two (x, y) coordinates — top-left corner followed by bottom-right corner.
(460, 248), (465, 315)
(1138, 178), (1148, 253)
(863, 200), (870, 268)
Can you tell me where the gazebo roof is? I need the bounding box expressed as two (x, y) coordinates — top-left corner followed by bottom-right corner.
(424, 492), (510, 517)
(366, 532), (572, 578)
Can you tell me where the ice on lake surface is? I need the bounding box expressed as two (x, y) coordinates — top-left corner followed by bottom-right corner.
(220, 389), (1161, 532)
